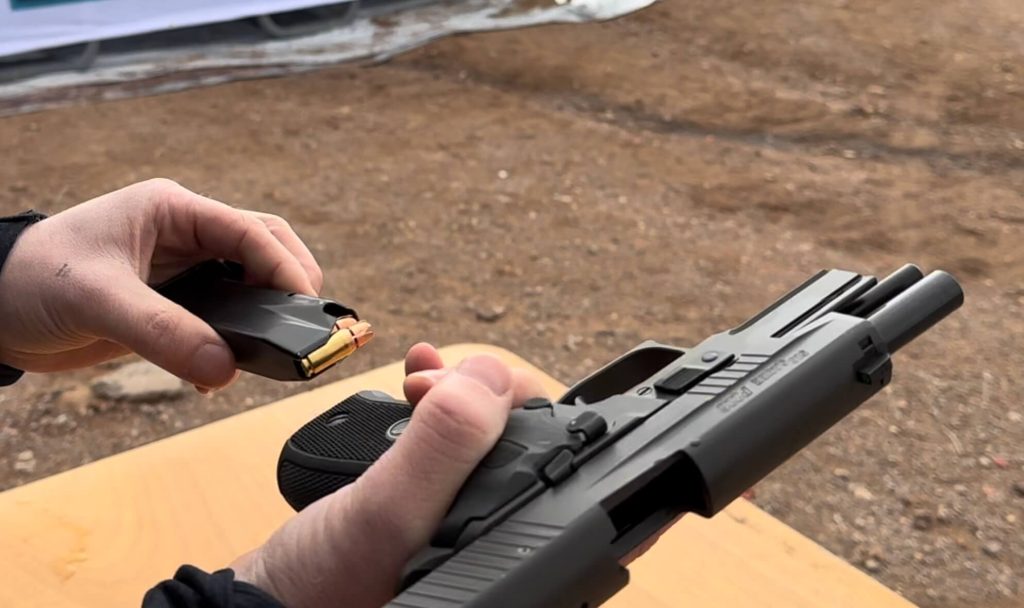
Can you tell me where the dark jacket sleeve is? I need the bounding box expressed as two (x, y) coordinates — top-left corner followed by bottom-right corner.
(142, 565), (285, 608)
(0, 210), (47, 386)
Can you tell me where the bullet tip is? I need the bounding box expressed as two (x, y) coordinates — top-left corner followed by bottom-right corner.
(350, 321), (374, 347)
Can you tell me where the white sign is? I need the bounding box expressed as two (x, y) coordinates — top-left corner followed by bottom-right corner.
(0, 0), (658, 116)
(0, 0), (338, 57)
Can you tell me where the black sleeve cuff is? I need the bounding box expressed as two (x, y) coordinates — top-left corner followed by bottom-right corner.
(0, 210), (48, 386)
(143, 565), (285, 608)
(0, 364), (23, 387)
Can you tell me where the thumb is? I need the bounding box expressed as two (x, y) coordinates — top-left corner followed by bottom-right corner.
(232, 355), (514, 608)
(354, 354), (514, 550)
(86, 277), (236, 388)
(318, 355), (513, 605)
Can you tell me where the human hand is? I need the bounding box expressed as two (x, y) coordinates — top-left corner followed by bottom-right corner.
(231, 343), (547, 608)
(0, 179), (322, 390)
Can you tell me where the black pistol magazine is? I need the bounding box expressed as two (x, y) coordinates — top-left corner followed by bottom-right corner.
(157, 260), (373, 381)
(277, 264), (963, 608)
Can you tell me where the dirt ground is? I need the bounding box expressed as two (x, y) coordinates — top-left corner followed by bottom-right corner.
(1, 0), (1023, 605)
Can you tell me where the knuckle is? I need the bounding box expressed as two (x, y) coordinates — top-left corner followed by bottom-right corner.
(311, 266), (325, 287)
(142, 176), (180, 189)
(139, 177), (183, 199)
(147, 306), (177, 337)
(251, 215), (279, 248)
(412, 388), (495, 464)
(250, 212), (272, 232)
(135, 178), (188, 213)
(260, 213), (290, 232)
(231, 212), (263, 251)
(226, 206), (253, 234)
(135, 305), (182, 352)
(243, 211), (269, 234)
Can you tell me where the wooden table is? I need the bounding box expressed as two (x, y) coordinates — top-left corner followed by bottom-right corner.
(0, 344), (915, 608)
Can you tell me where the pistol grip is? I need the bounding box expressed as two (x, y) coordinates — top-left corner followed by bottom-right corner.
(277, 391), (600, 536)
(277, 391), (411, 510)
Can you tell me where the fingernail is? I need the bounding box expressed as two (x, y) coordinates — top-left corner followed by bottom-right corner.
(195, 385), (214, 398)
(189, 343), (233, 388)
(455, 355), (511, 396)
(408, 369), (448, 383)
(224, 369), (242, 388)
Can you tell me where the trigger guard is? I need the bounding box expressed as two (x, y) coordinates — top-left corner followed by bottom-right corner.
(558, 341), (686, 405)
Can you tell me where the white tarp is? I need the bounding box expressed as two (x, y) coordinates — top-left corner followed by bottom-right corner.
(0, 0), (339, 58)
(0, 0), (657, 116)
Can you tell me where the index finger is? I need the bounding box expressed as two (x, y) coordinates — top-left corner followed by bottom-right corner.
(250, 211), (324, 294)
(157, 187), (316, 295)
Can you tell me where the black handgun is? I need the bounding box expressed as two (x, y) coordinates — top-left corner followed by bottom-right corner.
(277, 264), (963, 607)
(157, 260), (373, 381)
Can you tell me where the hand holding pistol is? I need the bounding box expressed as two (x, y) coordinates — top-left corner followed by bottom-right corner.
(277, 264), (963, 608)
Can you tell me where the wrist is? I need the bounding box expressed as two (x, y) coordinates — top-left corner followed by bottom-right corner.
(231, 546), (285, 604)
(0, 211), (47, 379)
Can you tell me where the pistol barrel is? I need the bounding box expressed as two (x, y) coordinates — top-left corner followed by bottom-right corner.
(843, 263), (925, 317)
(868, 270), (963, 352)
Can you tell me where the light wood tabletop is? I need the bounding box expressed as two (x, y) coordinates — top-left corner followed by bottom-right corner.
(0, 344), (915, 608)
